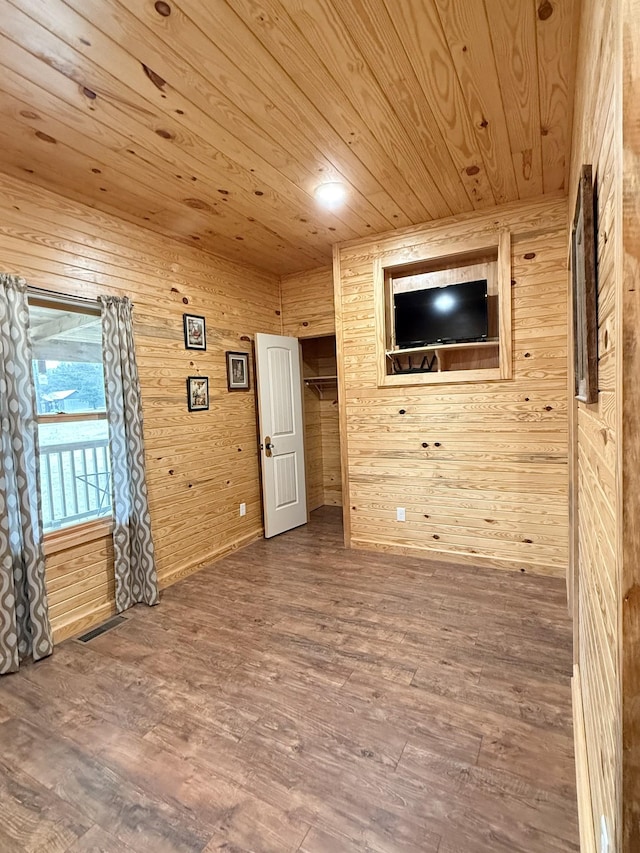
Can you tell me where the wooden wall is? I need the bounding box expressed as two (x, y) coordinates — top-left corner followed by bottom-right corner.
(0, 172), (281, 643)
(334, 196), (569, 576)
(621, 2), (640, 847)
(281, 267), (341, 511)
(568, 0), (622, 848)
(300, 336), (342, 510)
(280, 266), (335, 338)
(302, 381), (323, 512)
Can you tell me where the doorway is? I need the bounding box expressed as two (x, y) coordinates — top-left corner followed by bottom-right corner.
(299, 335), (343, 512)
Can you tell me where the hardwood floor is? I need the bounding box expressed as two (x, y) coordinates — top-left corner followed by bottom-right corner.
(0, 507), (578, 852)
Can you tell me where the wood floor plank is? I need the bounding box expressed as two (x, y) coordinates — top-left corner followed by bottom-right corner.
(0, 742), (91, 853)
(65, 825), (139, 853)
(0, 506), (577, 852)
(0, 718), (211, 852)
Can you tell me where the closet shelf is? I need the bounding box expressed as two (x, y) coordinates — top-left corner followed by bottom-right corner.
(303, 375), (338, 399)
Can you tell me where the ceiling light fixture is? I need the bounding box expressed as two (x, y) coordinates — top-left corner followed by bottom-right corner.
(314, 181), (347, 208)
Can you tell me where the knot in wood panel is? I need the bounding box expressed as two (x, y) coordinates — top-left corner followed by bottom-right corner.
(142, 65), (167, 91)
(183, 198), (214, 212)
(537, 0), (554, 20)
(35, 131), (56, 144)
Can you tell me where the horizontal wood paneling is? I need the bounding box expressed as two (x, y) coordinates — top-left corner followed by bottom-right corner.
(303, 383), (323, 512)
(320, 395), (341, 507)
(568, 0), (622, 847)
(0, 172), (280, 642)
(281, 267), (335, 338)
(335, 196), (569, 575)
(301, 336), (342, 510)
(0, 0), (579, 273)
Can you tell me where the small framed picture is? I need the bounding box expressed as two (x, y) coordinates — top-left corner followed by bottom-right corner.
(226, 351), (249, 391)
(186, 376), (209, 411)
(183, 314), (206, 350)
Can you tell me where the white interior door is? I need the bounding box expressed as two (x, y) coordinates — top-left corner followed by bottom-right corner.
(255, 332), (307, 538)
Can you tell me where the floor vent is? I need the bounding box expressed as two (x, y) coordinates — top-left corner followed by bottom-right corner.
(77, 615), (127, 643)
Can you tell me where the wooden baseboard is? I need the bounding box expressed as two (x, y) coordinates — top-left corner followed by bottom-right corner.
(349, 536), (564, 577)
(52, 600), (118, 645)
(158, 528), (263, 590)
(572, 664), (597, 853)
(52, 528), (263, 645)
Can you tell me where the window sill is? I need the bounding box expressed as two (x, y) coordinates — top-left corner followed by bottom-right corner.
(43, 517), (113, 556)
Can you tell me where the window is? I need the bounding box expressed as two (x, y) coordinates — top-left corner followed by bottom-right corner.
(29, 299), (112, 533)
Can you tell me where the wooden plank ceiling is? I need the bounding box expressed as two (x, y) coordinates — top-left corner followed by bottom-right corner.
(0, 0), (580, 275)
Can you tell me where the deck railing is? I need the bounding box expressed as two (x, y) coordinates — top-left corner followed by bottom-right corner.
(40, 438), (112, 531)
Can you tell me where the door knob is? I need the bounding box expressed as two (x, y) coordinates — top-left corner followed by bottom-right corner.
(264, 436), (275, 457)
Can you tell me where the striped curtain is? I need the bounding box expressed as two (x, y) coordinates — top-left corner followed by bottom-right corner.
(99, 296), (158, 612)
(0, 274), (53, 674)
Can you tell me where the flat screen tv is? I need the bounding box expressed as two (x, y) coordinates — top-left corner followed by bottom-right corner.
(394, 279), (488, 348)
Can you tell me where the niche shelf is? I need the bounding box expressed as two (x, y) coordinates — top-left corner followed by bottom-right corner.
(374, 231), (512, 386)
(386, 339), (500, 375)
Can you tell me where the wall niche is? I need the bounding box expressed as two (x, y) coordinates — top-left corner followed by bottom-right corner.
(374, 231), (512, 386)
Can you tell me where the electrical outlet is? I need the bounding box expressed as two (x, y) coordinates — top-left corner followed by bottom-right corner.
(600, 815), (609, 853)
(239, 502), (246, 517)
(396, 507), (406, 522)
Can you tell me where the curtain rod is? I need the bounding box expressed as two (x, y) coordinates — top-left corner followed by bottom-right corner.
(27, 286), (100, 309)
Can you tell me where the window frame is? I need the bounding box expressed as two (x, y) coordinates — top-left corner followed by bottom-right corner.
(28, 294), (113, 544)
(373, 230), (512, 387)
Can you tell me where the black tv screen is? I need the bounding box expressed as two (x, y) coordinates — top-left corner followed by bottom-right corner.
(394, 279), (488, 348)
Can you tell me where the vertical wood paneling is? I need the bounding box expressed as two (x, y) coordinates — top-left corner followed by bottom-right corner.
(568, 0), (622, 847)
(335, 197), (569, 575)
(0, 172), (280, 643)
